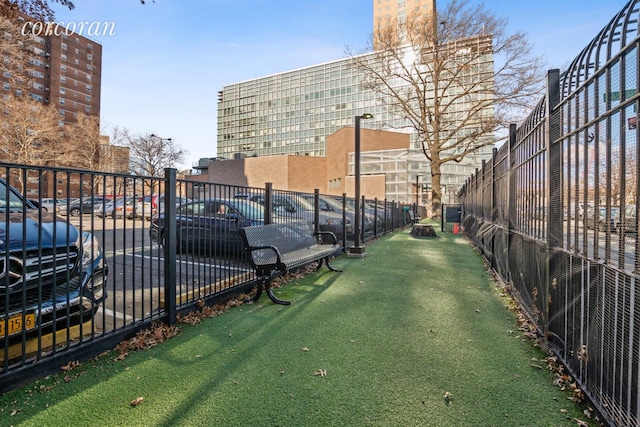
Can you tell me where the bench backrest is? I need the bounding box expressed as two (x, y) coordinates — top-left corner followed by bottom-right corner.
(242, 221), (318, 251)
(241, 221), (321, 265)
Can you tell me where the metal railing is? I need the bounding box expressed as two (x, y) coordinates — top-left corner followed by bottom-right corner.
(0, 162), (410, 392)
(459, 2), (640, 425)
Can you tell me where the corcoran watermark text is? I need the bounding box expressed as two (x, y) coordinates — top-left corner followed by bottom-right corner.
(21, 21), (116, 37)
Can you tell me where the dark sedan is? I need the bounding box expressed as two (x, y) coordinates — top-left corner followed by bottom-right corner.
(57, 196), (112, 217)
(149, 198), (268, 256)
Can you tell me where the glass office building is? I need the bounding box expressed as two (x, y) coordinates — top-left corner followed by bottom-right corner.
(216, 47), (494, 195)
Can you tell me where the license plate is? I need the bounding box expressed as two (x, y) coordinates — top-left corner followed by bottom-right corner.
(0, 313), (36, 336)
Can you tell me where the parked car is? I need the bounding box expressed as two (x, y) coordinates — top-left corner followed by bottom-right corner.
(135, 195), (191, 220)
(614, 204), (637, 234)
(0, 179), (108, 347)
(585, 206), (620, 231)
(28, 197), (54, 212)
(298, 193), (375, 238)
(94, 196), (139, 218)
(149, 198), (268, 255)
(57, 196), (112, 217)
(341, 197), (390, 231)
(239, 193), (349, 240)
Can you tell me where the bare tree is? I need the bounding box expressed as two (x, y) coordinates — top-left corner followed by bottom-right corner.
(113, 128), (187, 191)
(0, 15), (62, 168)
(63, 113), (106, 169)
(350, 0), (544, 218)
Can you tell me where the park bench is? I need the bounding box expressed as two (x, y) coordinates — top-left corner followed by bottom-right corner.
(240, 221), (342, 305)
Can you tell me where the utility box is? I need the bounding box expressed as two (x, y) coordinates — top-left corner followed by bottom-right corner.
(445, 205), (461, 223)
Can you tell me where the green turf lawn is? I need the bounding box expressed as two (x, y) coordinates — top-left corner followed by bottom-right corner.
(0, 225), (598, 426)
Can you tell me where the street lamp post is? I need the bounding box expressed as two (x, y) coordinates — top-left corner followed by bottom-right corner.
(415, 174), (423, 223)
(347, 113), (373, 258)
(149, 133), (172, 195)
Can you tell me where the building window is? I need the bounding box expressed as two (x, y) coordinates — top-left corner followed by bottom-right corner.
(61, 53), (67, 61)
(75, 48), (79, 54)
(85, 105), (90, 112)
(3, 82), (9, 91)
(59, 99), (65, 105)
(87, 53), (92, 60)
(60, 65), (66, 72)
(86, 85), (91, 91)
(87, 43), (92, 49)
(60, 87), (66, 94)
(85, 95), (91, 102)
(61, 42), (67, 50)
(87, 64), (92, 71)
(60, 76), (66, 83)
(59, 109), (64, 116)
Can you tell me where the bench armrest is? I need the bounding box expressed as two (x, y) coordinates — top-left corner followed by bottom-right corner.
(246, 244), (285, 267)
(314, 230), (338, 245)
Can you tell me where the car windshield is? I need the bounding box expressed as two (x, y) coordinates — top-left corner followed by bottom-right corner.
(0, 180), (30, 210)
(233, 201), (264, 220)
(282, 195), (314, 211)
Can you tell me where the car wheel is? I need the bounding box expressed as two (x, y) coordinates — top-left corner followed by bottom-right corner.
(70, 208), (81, 217)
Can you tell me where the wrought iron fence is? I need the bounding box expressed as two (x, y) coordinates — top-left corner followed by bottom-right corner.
(459, 1), (640, 425)
(0, 162), (409, 392)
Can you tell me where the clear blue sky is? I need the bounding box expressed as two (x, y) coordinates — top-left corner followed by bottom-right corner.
(50, 0), (627, 170)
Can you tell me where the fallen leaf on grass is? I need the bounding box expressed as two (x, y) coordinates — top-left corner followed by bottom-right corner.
(301, 347), (309, 352)
(573, 418), (588, 427)
(130, 397), (144, 407)
(314, 369), (327, 377)
(61, 360), (81, 371)
(443, 392), (453, 405)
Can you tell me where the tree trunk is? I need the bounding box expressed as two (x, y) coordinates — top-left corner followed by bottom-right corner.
(431, 161), (442, 219)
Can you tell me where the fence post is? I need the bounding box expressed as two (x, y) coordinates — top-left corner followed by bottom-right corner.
(163, 168), (177, 326)
(341, 193), (347, 251)
(506, 124), (517, 284)
(545, 69), (562, 334)
(264, 182), (273, 225)
(373, 197), (378, 238)
(546, 69), (562, 247)
(313, 189), (320, 235)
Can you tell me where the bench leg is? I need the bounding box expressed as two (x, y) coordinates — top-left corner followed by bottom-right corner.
(248, 278), (265, 302)
(265, 282), (291, 305)
(316, 257), (342, 273)
(249, 277), (291, 305)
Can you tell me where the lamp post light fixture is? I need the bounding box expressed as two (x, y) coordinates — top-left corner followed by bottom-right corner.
(150, 133), (172, 144)
(347, 113), (373, 258)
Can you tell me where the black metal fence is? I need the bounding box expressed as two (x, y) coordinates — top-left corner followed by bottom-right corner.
(0, 162), (410, 392)
(459, 2), (640, 425)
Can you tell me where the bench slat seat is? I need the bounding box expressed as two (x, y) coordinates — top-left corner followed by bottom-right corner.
(241, 221), (342, 305)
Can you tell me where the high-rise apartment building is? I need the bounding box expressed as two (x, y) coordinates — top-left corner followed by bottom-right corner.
(373, 0), (435, 45)
(1, 14), (101, 125)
